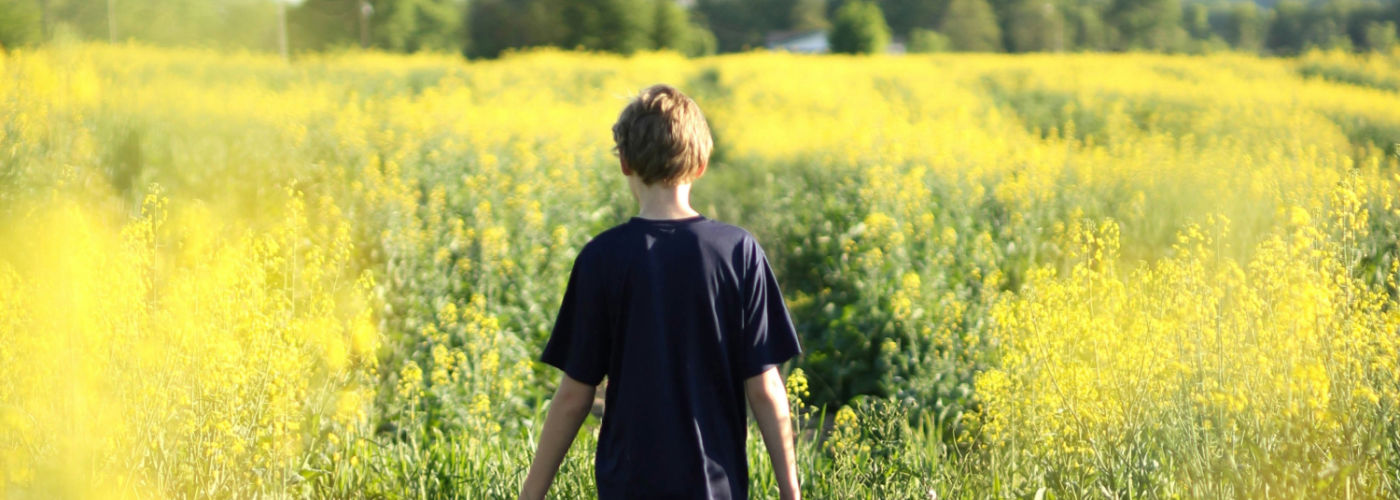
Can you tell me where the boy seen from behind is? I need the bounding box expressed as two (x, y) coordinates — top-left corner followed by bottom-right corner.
(519, 84), (802, 500)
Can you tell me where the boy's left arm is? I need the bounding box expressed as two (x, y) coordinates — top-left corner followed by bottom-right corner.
(520, 374), (596, 500)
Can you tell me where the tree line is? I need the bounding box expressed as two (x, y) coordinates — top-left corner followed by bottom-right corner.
(1, 0), (1397, 56)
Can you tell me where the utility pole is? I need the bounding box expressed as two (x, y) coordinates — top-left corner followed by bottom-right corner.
(359, 1), (372, 49)
(277, 0), (289, 60)
(108, 0), (117, 42)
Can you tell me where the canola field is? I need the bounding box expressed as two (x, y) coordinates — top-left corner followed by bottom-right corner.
(1, 44), (1398, 498)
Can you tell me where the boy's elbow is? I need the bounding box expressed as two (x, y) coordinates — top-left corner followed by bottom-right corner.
(745, 367), (788, 408)
(554, 374), (597, 416)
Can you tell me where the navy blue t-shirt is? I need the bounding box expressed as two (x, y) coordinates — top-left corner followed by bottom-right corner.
(541, 214), (802, 499)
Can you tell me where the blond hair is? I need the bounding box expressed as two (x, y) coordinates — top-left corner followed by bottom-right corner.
(611, 84), (713, 186)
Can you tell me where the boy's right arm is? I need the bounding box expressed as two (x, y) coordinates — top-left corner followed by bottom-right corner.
(520, 374), (596, 500)
(745, 366), (800, 500)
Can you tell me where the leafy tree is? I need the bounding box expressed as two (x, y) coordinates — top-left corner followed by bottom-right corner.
(1005, 0), (1064, 52)
(1065, 4), (1108, 51)
(653, 0), (716, 56)
(1365, 20), (1397, 53)
(290, 0), (360, 51)
(1303, 0), (1354, 51)
(1224, 2), (1265, 53)
(939, 0), (1001, 52)
(562, 0), (653, 54)
(684, 23), (718, 56)
(1107, 0), (1183, 51)
(695, 0), (765, 51)
(790, 0), (828, 32)
(0, 0), (41, 48)
(906, 27), (950, 52)
(373, 0), (463, 52)
(1266, 0), (1306, 54)
(1184, 3), (1209, 40)
(653, 0), (689, 50)
(829, 0), (890, 54)
(878, 0), (943, 38)
(467, 0), (564, 58)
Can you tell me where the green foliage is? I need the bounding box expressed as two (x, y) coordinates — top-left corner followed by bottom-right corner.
(0, 0), (41, 48)
(1005, 0), (1065, 52)
(790, 0), (829, 32)
(1365, 21), (1397, 54)
(653, 0), (690, 52)
(829, 0), (891, 54)
(562, 0), (654, 54)
(16, 0), (1399, 57)
(695, 0), (764, 52)
(1065, 4), (1108, 51)
(290, 0), (361, 51)
(373, 0), (463, 52)
(466, 0), (564, 58)
(684, 24), (719, 57)
(1107, 0), (1183, 51)
(907, 28), (950, 53)
(878, 0), (941, 39)
(1267, 0), (1307, 55)
(653, 0), (716, 56)
(940, 0), (1002, 52)
(1184, 3), (1209, 41)
(1224, 2), (1264, 53)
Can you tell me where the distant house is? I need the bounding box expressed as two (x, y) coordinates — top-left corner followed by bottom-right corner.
(766, 30), (829, 53)
(765, 30), (907, 54)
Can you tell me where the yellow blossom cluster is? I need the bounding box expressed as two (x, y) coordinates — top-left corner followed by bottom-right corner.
(974, 209), (1399, 496)
(0, 188), (377, 497)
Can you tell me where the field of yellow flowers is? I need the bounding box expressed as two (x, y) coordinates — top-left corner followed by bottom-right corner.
(1, 43), (1397, 498)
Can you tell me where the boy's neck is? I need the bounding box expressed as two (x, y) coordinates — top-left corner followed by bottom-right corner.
(629, 177), (700, 220)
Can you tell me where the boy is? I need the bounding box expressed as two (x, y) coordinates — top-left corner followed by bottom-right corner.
(519, 84), (802, 500)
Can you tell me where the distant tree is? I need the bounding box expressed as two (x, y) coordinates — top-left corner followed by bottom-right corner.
(750, 0), (797, 33)
(0, 0), (42, 47)
(940, 0), (1001, 51)
(1065, 4), (1108, 51)
(907, 27), (950, 52)
(790, 0), (828, 31)
(561, 0), (653, 54)
(878, 0), (943, 38)
(1224, 2), (1265, 53)
(653, 0), (689, 49)
(291, 0), (359, 51)
(374, 0), (463, 52)
(1304, 0), (1355, 51)
(1365, 20), (1397, 53)
(1267, 0), (1306, 54)
(829, 0), (890, 54)
(653, 0), (716, 56)
(685, 24), (718, 56)
(1184, 3), (1209, 40)
(467, 0), (565, 58)
(1005, 0), (1064, 52)
(695, 0), (767, 51)
(1107, 0), (1183, 51)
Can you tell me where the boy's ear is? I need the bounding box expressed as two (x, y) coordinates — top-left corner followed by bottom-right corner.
(696, 159), (707, 179)
(620, 156), (633, 176)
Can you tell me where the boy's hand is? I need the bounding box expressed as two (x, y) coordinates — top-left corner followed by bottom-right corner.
(746, 366), (800, 500)
(520, 374), (596, 500)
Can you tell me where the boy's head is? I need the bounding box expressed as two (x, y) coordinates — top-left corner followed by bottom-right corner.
(612, 84), (713, 187)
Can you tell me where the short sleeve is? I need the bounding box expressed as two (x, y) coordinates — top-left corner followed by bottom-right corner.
(540, 250), (610, 385)
(740, 238), (802, 379)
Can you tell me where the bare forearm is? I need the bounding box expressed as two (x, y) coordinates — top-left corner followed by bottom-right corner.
(746, 369), (799, 500)
(520, 377), (594, 500)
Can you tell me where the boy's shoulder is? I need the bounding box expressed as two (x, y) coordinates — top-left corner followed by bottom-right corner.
(578, 217), (760, 259)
